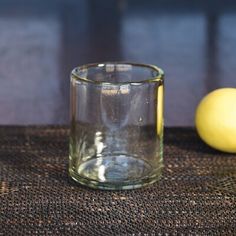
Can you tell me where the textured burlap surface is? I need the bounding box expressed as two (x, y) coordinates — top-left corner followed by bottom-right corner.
(0, 126), (235, 235)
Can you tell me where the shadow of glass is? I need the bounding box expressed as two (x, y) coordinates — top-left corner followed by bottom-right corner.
(164, 128), (236, 194)
(164, 127), (234, 155)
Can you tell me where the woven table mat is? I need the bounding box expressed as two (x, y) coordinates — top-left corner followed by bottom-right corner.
(0, 126), (235, 235)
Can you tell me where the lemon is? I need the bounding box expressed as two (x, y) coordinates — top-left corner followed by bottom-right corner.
(195, 88), (236, 153)
(157, 84), (164, 136)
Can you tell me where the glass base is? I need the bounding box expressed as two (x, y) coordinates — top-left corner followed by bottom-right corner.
(69, 155), (163, 190)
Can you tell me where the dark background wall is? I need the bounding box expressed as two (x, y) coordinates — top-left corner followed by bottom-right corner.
(0, 0), (236, 126)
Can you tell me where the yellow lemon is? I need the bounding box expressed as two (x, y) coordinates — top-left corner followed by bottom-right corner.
(157, 84), (164, 136)
(195, 88), (236, 153)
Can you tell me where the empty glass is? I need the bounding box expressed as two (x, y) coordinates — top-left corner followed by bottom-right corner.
(69, 62), (164, 190)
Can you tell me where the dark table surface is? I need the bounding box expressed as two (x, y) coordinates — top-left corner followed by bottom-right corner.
(1, 0), (236, 126)
(0, 126), (235, 235)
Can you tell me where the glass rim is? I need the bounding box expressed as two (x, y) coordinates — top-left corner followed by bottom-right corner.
(71, 62), (164, 85)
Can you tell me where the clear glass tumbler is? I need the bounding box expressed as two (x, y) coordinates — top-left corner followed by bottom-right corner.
(69, 62), (164, 190)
